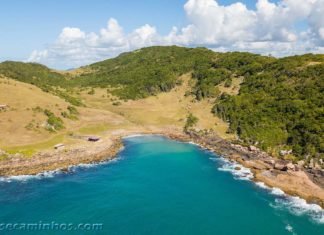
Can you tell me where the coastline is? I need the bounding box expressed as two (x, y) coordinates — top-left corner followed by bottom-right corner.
(0, 129), (323, 208)
(174, 131), (324, 207)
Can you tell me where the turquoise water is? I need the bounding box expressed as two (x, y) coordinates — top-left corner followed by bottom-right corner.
(0, 136), (323, 235)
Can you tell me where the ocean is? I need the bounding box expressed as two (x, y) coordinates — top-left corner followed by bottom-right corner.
(0, 135), (323, 234)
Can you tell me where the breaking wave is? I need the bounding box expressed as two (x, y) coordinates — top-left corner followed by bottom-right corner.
(272, 196), (324, 224)
(217, 158), (254, 181)
(0, 157), (121, 183)
(255, 181), (324, 224)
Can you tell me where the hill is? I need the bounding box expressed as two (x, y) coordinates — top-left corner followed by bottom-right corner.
(0, 46), (323, 161)
(0, 76), (132, 154)
(213, 54), (324, 158)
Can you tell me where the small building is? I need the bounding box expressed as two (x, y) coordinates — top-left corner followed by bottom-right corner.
(88, 136), (100, 142)
(54, 143), (65, 150)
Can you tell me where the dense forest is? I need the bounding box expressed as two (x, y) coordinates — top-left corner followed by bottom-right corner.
(77, 46), (217, 99)
(213, 54), (324, 159)
(0, 46), (323, 159)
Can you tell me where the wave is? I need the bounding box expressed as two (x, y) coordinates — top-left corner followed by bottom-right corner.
(188, 141), (201, 146)
(0, 169), (62, 183)
(271, 187), (286, 196)
(255, 181), (324, 224)
(209, 151), (324, 224)
(272, 196), (324, 224)
(255, 181), (269, 189)
(0, 157), (121, 183)
(214, 155), (324, 224)
(217, 158), (254, 181)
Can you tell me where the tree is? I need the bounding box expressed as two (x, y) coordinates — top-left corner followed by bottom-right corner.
(184, 113), (199, 132)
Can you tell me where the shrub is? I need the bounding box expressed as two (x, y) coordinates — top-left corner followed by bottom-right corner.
(184, 113), (199, 131)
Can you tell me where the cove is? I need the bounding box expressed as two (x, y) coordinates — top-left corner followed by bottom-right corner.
(0, 135), (323, 235)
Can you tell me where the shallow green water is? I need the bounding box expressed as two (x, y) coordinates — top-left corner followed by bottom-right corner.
(0, 136), (323, 234)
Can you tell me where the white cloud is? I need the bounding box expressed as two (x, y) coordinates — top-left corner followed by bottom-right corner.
(28, 0), (324, 68)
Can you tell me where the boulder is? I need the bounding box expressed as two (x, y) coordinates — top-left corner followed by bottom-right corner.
(315, 162), (322, 170)
(248, 145), (258, 152)
(297, 160), (305, 167)
(264, 159), (275, 166)
(286, 163), (296, 171)
(309, 159), (315, 168)
(274, 162), (288, 171)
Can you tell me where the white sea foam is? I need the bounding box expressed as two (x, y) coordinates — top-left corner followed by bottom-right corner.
(0, 169), (61, 183)
(188, 141), (201, 146)
(271, 187), (285, 196)
(256, 181), (324, 223)
(255, 181), (270, 189)
(285, 224), (296, 234)
(0, 157), (121, 183)
(215, 157), (324, 224)
(217, 158), (254, 181)
(272, 196), (324, 224)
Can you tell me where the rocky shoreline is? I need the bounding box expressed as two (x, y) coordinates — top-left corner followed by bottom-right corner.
(171, 131), (324, 207)
(1, 129), (323, 207)
(0, 136), (123, 176)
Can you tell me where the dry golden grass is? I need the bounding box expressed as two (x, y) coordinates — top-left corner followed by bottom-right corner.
(0, 78), (131, 152)
(0, 73), (234, 155)
(80, 74), (234, 139)
(0, 78), (70, 146)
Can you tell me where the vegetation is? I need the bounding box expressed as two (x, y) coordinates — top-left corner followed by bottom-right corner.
(0, 46), (323, 159)
(76, 46), (217, 99)
(44, 109), (64, 131)
(213, 54), (324, 159)
(61, 105), (79, 120)
(0, 61), (83, 106)
(184, 113), (199, 132)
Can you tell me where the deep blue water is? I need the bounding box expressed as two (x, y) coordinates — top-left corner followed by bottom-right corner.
(0, 136), (323, 235)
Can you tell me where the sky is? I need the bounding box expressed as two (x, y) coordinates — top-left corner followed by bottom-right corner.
(0, 0), (323, 69)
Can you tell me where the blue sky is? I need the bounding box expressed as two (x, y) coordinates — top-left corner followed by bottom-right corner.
(1, 0), (188, 61)
(0, 0), (322, 68)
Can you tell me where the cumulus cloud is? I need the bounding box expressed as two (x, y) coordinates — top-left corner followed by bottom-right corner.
(28, 0), (324, 68)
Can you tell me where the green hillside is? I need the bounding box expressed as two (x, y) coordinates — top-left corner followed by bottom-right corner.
(76, 46), (217, 99)
(0, 61), (82, 106)
(213, 54), (324, 158)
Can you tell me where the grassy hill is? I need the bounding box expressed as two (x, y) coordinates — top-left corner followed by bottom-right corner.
(0, 77), (132, 154)
(0, 46), (323, 160)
